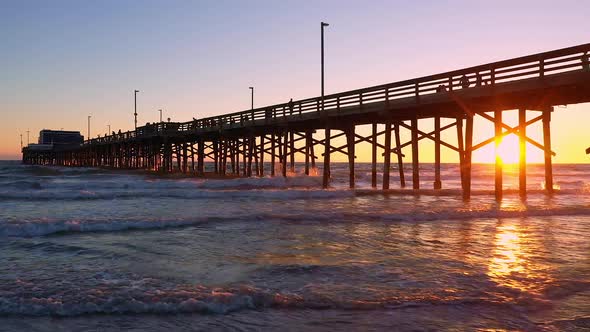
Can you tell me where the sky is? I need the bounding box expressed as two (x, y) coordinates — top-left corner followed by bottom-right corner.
(1, 0), (589, 162)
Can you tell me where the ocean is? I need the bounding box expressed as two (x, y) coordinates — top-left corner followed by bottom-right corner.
(0, 160), (589, 331)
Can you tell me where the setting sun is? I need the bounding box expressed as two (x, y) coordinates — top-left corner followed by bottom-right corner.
(496, 135), (522, 165)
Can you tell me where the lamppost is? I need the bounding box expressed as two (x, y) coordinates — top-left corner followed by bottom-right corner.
(134, 90), (139, 130)
(108, 124), (111, 135)
(321, 22), (329, 112)
(249, 87), (254, 110)
(20, 134), (23, 148)
(26, 130), (30, 145)
(88, 115), (92, 139)
(159, 109), (163, 122)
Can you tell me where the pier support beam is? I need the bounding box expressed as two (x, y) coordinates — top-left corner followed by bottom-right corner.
(383, 122), (392, 190)
(305, 130), (311, 175)
(543, 108), (553, 194)
(464, 115), (473, 200)
(371, 123), (377, 188)
(456, 118), (465, 192)
(198, 139), (204, 176)
(411, 118), (419, 190)
(282, 131), (288, 177)
(519, 108), (527, 198)
(260, 135), (265, 176)
(271, 133), (276, 176)
(290, 131), (295, 173)
(434, 116), (442, 189)
(346, 126), (355, 188)
(495, 110), (503, 201)
(394, 122), (405, 188)
(247, 136), (253, 177)
(323, 127), (331, 188)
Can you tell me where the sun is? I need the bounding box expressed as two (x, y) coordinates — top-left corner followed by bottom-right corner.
(496, 135), (521, 165)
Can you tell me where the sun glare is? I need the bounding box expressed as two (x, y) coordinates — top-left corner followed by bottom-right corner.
(496, 135), (521, 165)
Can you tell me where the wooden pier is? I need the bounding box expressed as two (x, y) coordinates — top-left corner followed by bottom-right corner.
(22, 43), (590, 199)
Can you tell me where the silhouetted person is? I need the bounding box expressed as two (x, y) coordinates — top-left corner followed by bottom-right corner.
(288, 98), (294, 115)
(436, 84), (447, 93)
(476, 72), (483, 86)
(460, 75), (470, 88)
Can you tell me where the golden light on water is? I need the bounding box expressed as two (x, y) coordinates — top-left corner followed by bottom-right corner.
(487, 223), (553, 295)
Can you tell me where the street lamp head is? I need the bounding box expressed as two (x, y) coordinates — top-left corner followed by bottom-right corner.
(135, 90), (139, 93)
(321, 22), (329, 27)
(249, 87), (253, 90)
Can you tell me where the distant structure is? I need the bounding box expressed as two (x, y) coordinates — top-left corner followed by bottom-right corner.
(38, 129), (84, 146)
(23, 129), (83, 163)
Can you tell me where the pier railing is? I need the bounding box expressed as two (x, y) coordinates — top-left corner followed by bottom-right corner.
(85, 43), (590, 146)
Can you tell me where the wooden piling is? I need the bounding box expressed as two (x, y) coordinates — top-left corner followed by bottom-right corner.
(371, 123), (377, 188)
(282, 132), (288, 177)
(543, 108), (553, 194)
(247, 136), (253, 177)
(411, 118), (420, 190)
(394, 122), (405, 188)
(383, 122), (392, 190)
(290, 131), (295, 172)
(519, 108), (527, 198)
(323, 127), (331, 188)
(271, 133), (276, 176)
(494, 110), (503, 201)
(434, 116), (442, 189)
(456, 118), (465, 192)
(305, 130), (311, 175)
(346, 126), (355, 188)
(260, 135), (265, 176)
(464, 116), (473, 199)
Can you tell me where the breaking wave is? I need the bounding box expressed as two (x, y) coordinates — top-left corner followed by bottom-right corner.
(3, 205), (590, 238)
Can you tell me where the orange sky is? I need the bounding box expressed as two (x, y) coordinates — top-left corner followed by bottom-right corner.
(2, 1), (589, 162)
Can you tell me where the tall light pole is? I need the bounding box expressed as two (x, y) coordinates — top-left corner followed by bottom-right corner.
(87, 115), (91, 139)
(159, 109), (163, 122)
(108, 124), (111, 134)
(26, 130), (30, 145)
(20, 134), (23, 148)
(249, 87), (254, 110)
(321, 22), (329, 112)
(134, 90), (139, 130)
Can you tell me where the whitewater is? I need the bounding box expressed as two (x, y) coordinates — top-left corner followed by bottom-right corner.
(1, 160), (589, 331)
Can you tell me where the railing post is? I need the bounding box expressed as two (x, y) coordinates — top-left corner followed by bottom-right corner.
(359, 92), (363, 109)
(540, 58), (545, 79)
(415, 82), (420, 104)
(491, 68), (496, 86)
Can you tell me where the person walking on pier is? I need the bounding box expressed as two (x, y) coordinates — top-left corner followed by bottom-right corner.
(460, 74), (470, 89)
(288, 98), (294, 115)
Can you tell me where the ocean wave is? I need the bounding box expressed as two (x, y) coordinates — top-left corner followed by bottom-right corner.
(0, 280), (535, 317)
(3, 205), (590, 238)
(0, 187), (354, 202)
